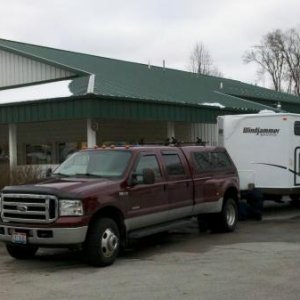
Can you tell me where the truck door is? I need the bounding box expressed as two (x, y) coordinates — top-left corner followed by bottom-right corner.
(126, 152), (168, 230)
(295, 147), (300, 185)
(161, 150), (194, 220)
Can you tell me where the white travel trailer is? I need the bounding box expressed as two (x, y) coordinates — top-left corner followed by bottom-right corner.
(217, 111), (300, 200)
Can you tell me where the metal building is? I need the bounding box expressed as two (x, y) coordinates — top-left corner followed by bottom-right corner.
(0, 38), (299, 169)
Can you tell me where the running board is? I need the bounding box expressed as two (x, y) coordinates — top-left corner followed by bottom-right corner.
(128, 218), (193, 239)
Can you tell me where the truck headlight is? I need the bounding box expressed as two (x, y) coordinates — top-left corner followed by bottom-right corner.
(59, 200), (84, 216)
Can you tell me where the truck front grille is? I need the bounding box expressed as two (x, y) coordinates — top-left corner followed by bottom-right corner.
(1, 194), (58, 224)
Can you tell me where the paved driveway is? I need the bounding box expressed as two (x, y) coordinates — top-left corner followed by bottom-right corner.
(1, 201), (300, 300)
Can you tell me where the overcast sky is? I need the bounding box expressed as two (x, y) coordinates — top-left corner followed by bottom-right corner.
(0, 0), (300, 87)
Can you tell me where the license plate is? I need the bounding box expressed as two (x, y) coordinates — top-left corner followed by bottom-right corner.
(12, 232), (27, 245)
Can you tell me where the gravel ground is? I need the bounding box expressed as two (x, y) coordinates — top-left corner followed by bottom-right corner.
(1, 201), (300, 300)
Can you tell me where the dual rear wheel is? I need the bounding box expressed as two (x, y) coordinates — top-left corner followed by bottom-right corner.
(198, 198), (238, 233)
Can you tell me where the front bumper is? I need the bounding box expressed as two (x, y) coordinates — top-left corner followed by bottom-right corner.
(0, 225), (88, 246)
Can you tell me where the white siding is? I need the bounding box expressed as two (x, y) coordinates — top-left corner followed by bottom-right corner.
(0, 49), (75, 88)
(174, 122), (192, 142)
(95, 119), (168, 144)
(94, 120), (216, 145)
(3, 119), (218, 165)
(192, 123), (217, 146)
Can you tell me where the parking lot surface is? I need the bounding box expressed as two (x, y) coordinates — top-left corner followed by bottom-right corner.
(1, 201), (300, 300)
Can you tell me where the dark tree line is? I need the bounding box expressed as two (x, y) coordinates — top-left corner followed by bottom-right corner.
(244, 28), (300, 96)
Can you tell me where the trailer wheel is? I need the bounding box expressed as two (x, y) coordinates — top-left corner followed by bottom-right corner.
(6, 244), (38, 259)
(290, 194), (300, 207)
(84, 218), (120, 267)
(290, 194), (300, 202)
(210, 198), (238, 233)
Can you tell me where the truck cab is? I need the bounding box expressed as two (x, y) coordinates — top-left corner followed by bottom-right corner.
(0, 145), (239, 266)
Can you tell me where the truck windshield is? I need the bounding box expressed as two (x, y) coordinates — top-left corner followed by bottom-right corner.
(53, 150), (132, 178)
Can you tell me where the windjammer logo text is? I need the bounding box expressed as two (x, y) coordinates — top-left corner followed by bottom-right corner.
(243, 127), (280, 136)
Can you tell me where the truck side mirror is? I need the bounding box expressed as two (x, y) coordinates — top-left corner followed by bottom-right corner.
(46, 168), (52, 178)
(129, 168), (155, 186)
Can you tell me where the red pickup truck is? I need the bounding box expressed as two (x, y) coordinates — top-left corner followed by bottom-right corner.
(0, 145), (239, 266)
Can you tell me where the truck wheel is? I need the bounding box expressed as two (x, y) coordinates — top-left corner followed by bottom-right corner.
(211, 198), (238, 233)
(290, 195), (300, 207)
(6, 244), (38, 259)
(84, 218), (120, 267)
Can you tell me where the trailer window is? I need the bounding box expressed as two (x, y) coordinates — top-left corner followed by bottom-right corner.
(294, 121), (300, 135)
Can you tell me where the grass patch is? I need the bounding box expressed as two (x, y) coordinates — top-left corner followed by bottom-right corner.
(0, 163), (43, 190)
(0, 162), (10, 190)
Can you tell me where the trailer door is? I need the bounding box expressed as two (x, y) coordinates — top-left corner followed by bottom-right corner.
(294, 121), (300, 185)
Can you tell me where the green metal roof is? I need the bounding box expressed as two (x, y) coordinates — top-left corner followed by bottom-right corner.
(0, 38), (299, 124)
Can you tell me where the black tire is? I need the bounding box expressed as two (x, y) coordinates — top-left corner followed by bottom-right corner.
(6, 244), (38, 259)
(197, 216), (209, 233)
(84, 218), (120, 267)
(290, 194), (300, 202)
(210, 198), (238, 233)
(290, 195), (300, 207)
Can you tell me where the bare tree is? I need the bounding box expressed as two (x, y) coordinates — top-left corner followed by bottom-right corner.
(244, 30), (285, 92)
(244, 28), (300, 96)
(189, 42), (222, 76)
(275, 29), (300, 95)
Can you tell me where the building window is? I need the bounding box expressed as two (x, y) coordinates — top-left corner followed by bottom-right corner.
(26, 144), (52, 165)
(58, 142), (81, 163)
(0, 144), (8, 165)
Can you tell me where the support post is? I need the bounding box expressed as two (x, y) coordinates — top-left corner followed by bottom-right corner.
(8, 123), (17, 170)
(167, 122), (175, 139)
(87, 119), (97, 148)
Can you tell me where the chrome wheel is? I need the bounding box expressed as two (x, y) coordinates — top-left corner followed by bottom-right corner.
(85, 218), (120, 266)
(226, 202), (236, 227)
(101, 228), (119, 258)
